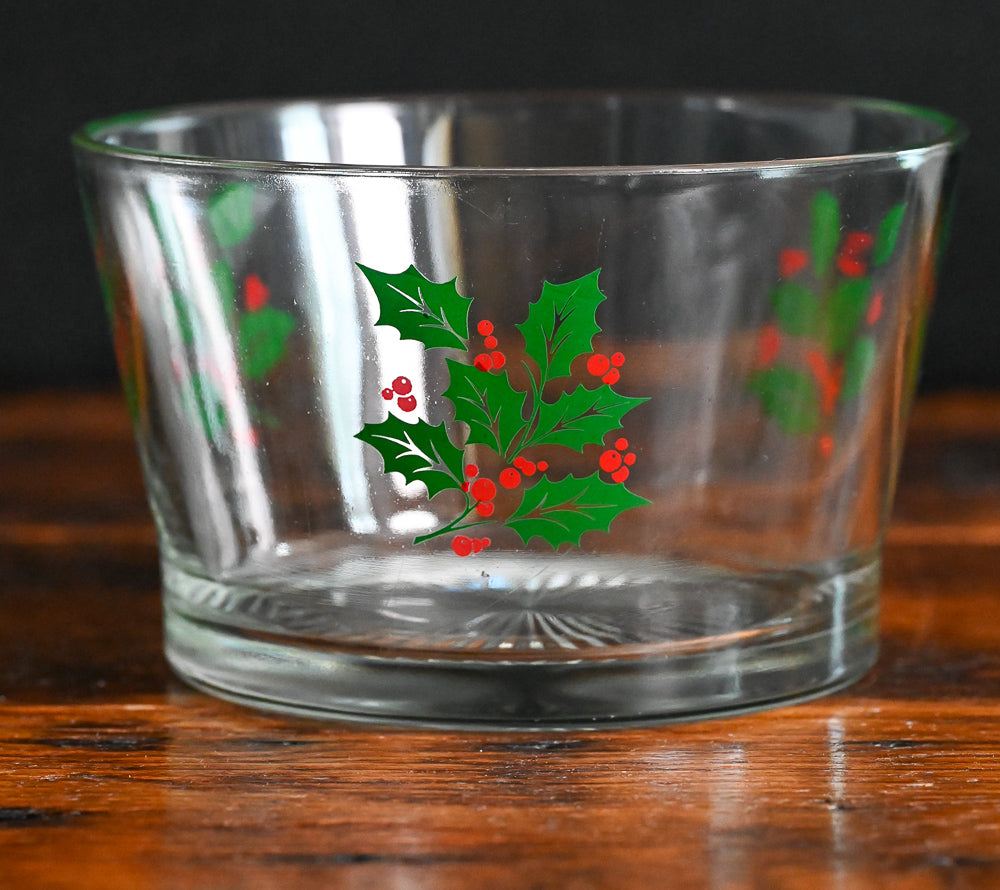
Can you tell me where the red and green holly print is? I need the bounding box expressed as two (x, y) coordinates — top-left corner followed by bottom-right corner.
(355, 265), (650, 554)
(165, 183), (296, 440)
(749, 190), (906, 457)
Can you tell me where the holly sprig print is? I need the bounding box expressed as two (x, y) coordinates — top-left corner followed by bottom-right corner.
(160, 183), (296, 443)
(356, 265), (650, 554)
(749, 190), (906, 457)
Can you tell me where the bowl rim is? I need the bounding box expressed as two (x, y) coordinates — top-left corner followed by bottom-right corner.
(71, 89), (967, 177)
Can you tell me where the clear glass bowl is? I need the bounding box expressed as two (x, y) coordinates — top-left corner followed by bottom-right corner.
(73, 92), (965, 727)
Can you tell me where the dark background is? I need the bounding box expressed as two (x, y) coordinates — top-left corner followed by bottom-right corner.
(5, 0), (997, 391)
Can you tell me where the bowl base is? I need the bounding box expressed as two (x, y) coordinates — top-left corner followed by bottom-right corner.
(162, 552), (879, 728)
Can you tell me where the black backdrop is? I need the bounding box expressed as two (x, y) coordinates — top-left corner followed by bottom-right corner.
(5, 0), (998, 390)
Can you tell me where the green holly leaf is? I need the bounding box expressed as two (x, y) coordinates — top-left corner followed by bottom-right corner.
(183, 370), (227, 442)
(825, 278), (872, 354)
(358, 264), (471, 350)
(208, 183), (256, 248)
(873, 203), (906, 266)
(355, 413), (464, 499)
(810, 190), (840, 277)
(238, 306), (296, 380)
(770, 282), (822, 338)
(171, 291), (199, 347)
(212, 259), (237, 321)
(749, 365), (820, 434)
(442, 359), (527, 457)
(526, 385), (649, 452)
(516, 270), (605, 382)
(842, 335), (877, 401)
(506, 472), (650, 549)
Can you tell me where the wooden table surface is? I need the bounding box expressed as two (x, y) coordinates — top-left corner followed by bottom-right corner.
(1, 390), (999, 889)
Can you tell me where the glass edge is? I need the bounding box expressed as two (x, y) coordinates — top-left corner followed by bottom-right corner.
(69, 90), (969, 178)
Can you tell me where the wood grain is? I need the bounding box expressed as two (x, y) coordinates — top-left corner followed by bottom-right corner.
(1, 390), (999, 889)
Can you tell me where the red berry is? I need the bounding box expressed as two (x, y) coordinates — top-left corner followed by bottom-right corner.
(472, 538), (486, 553)
(615, 437), (628, 451)
(381, 387), (393, 400)
(843, 231), (873, 256)
(610, 352), (625, 367)
(806, 349), (841, 416)
(477, 320), (494, 336)
(465, 464), (479, 478)
(599, 449), (623, 472)
(470, 478), (496, 501)
(499, 468), (521, 488)
(778, 248), (809, 278)
(397, 394), (417, 412)
(836, 254), (866, 277)
(867, 292), (884, 325)
(611, 466), (630, 483)
(602, 368), (620, 385)
(244, 274), (270, 312)
(474, 354), (493, 372)
(476, 501), (495, 517)
(521, 460), (536, 476)
(490, 350), (506, 369)
(461, 481), (470, 492)
(513, 457), (527, 469)
(452, 535), (473, 557)
(536, 460), (548, 472)
(587, 353), (611, 376)
(623, 452), (636, 466)
(392, 375), (412, 395)
(484, 335), (498, 350)
(757, 324), (781, 368)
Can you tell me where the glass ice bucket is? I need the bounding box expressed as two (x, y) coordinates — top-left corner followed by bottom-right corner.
(73, 92), (964, 727)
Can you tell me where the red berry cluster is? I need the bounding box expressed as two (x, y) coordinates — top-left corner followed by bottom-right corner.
(461, 465), (497, 516)
(473, 320), (506, 372)
(381, 375), (417, 412)
(836, 231), (873, 278)
(586, 351), (625, 386)
(498, 455), (549, 490)
(451, 534), (491, 557)
(599, 436), (636, 484)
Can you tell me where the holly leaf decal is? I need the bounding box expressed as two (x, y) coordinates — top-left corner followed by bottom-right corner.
(526, 385), (649, 452)
(355, 413), (464, 499)
(208, 183), (256, 248)
(211, 260), (237, 322)
(824, 278), (872, 354)
(873, 202), (905, 266)
(770, 282), (822, 338)
(359, 264), (471, 350)
(516, 270), (605, 381)
(507, 472), (650, 549)
(442, 359), (527, 457)
(238, 306), (296, 380)
(841, 335), (877, 401)
(810, 190), (840, 277)
(749, 365), (820, 434)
